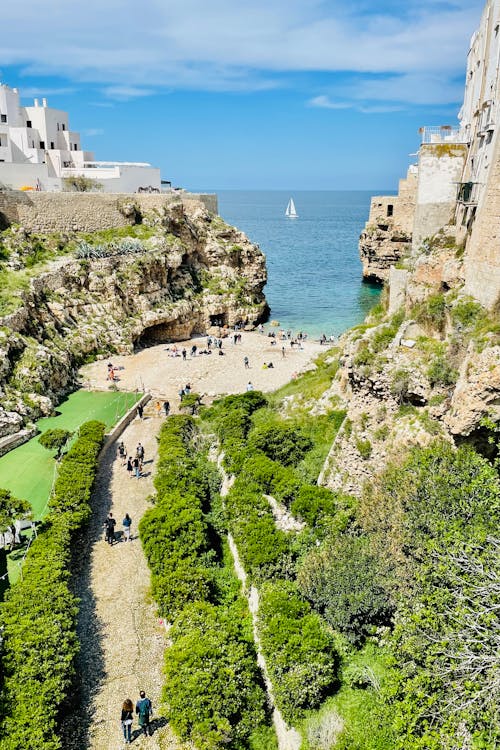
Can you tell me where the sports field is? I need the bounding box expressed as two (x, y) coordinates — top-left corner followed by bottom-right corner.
(0, 390), (142, 520)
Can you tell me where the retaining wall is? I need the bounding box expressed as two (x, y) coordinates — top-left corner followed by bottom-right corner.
(0, 191), (218, 233)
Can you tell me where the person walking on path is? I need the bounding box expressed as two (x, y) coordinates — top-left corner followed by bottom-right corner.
(117, 441), (126, 465)
(244, 356), (249, 369)
(282, 346), (286, 358)
(122, 513), (132, 542)
(136, 691), (153, 737)
(133, 455), (141, 479)
(155, 400), (162, 417)
(137, 403), (144, 420)
(163, 400), (170, 416)
(126, 456), (133, 478)
(246, 381), (254, 392)
(104, 513), (116, 545)
(121, 698), (134, 744)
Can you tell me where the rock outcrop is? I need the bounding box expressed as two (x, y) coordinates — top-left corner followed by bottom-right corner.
(0, 200), (268, 444)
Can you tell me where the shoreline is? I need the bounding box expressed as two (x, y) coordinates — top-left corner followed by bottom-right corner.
(80, 331), (325, 404)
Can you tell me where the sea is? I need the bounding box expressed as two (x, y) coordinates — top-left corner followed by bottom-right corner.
(217, 190), (383, 338)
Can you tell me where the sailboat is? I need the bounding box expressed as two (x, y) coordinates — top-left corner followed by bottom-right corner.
(285, 197), (298, 218)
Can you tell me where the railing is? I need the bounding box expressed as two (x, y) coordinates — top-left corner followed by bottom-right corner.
(419, 126), (467, 144)
(82, 160), (152, 168)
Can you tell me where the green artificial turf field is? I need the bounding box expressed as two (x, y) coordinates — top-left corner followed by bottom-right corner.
(0, 390), (142, 520)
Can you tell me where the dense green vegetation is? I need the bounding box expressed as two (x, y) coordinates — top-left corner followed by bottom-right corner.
(0, 420), (105, 750)
(201, 370), (500, 748)
(139, 416), (274, 749)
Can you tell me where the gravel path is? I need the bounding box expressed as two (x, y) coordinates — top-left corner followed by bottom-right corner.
(61, 407), (184, 750)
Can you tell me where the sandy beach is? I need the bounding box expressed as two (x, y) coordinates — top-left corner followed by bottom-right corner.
(80, 331), (324, 405)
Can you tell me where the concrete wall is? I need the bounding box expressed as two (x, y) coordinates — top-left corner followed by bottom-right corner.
(412, 144), (467, 250)
(0, 190), (219, 233)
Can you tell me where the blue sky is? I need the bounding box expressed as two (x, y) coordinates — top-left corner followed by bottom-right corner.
(0, 0), (485, 190)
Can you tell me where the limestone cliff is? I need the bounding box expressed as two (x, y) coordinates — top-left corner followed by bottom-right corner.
(0, 199), (268, 450)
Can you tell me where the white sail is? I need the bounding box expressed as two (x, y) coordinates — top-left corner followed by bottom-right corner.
(285, 198), (298, 218)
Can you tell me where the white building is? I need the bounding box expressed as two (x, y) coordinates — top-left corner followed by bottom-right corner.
(0, 83), (161, 193)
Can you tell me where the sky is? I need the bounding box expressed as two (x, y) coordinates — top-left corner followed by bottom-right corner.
(0, 0), (486, 190)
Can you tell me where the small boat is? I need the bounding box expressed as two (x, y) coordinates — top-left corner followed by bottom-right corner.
(285, 197), (298, 218)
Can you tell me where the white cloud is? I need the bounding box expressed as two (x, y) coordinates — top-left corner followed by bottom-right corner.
(83, 127), (104, 136)
(308, 96), (352, 110)
(0, 0), (485, 105)
(102, 86), (155, 101)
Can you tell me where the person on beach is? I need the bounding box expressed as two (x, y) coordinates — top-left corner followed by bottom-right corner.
(137, 403), (144, 420)
(244, 356), (249, 369)
(155, 401), (162, 417)
(104, 513), (116, 545)
(282, 346), (286, 358)
(246, 381), (254, 392)
(122, 513), (132, 542)
(163, 400), (170, 416)
(136, 691), (153, 737)
(126, 456), (133, 478)
(121, 698), (134, 744)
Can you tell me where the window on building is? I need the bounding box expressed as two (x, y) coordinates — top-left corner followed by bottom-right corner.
(57, 123), (60, 131)
(50, 141), (55, 149)
(61, 124), (66, 131)
(26, 120), (32, 128)
(0, 114), (7, 123)
(387, 204), (394, 217)
(73, 143), (78, 151)
(31, 140), (35, 148)
(39, 140), (45, 149)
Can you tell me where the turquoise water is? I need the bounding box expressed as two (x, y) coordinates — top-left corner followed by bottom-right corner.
(218, 190), (382, 338)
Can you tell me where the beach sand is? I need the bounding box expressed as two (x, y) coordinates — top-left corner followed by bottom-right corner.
(80, 331), (324, 404)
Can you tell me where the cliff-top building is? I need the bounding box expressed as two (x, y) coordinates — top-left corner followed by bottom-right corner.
(0, 83), (161, 193)
(360, 0), (500, 308)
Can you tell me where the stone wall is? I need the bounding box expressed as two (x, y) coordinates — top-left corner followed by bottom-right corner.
(463, 130), (500, 308)
(0, 190), (218, 233)
(412, 144), (467, 250)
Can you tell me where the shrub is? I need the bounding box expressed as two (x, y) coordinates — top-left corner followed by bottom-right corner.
(451, 297), (485, 328)
(355, 438), (372, 460)
(0, 420), (105, 750)
(247, 422), (313, 466)
(297, 536), (392, 645)
(290, 485), (336, 526)
(415, 293), (446, 332)
(427, 356), (457, 386)
(258, 580), (339, 721)
(164, 602), (268, 750)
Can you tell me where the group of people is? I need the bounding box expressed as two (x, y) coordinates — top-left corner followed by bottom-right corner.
(104, 511), (132, 544)
(121, 691), (153, 743)
(106, 362), (123, 382)
(118, 440), (145, 480)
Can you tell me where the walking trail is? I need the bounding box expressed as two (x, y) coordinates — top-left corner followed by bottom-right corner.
(64, 405), (184, 750)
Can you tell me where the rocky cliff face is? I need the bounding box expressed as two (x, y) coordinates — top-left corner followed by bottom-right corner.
(321, 224), (500, 495)
(0, 200), (268, 447)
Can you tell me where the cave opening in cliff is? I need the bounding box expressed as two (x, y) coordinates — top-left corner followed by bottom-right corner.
(135, 321), (198, 349)
(209, 313), (228, 327)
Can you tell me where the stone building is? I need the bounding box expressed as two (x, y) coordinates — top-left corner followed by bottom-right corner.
(0, 83), (161, 193)
(360, 0), (500, 309)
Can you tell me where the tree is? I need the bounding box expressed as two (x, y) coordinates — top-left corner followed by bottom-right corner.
(38, 429), (73, 460)
(63, 175), (103, 192)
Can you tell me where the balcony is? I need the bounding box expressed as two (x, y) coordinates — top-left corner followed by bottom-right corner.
(419, 126), (468, 144)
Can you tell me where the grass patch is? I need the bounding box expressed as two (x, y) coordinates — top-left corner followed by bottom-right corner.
(269, 349), (340, 405)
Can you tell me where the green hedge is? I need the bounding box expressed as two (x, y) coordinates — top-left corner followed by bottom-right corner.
(258, 580), (339, 722)
(0, 419), (105, 750)
(140, 416), (272, 749)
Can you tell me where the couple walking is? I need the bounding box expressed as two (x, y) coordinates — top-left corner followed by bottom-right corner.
(121, 691), (153, 743)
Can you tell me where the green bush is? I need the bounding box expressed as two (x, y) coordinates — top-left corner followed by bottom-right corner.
(290, 485), (336, 526)
(427, 356), (457, 386)
(451, 297), (485, 328)
(355, 438), (372, 460)
(0, 420), (105, 750)
(415, 292), (446, 332)
(38, 428), (73, 459)
(247, 422), (313, 466)
(297, 536), (392, 645)
(258, 580), (339, 722)
(164, 602), (267, 750)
